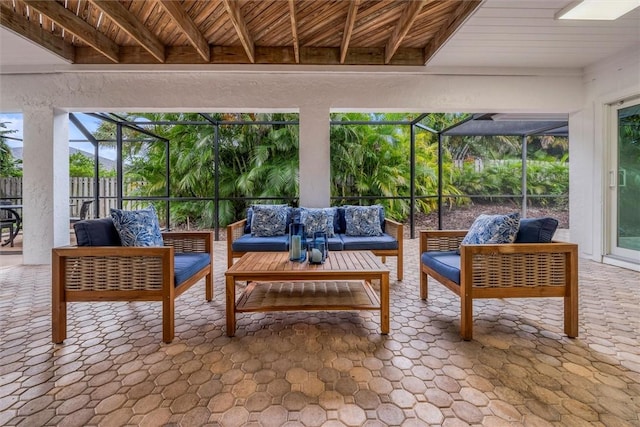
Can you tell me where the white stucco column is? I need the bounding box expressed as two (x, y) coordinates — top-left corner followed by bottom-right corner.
(22, 107), (69, 264)
(299, 106), (330, 207)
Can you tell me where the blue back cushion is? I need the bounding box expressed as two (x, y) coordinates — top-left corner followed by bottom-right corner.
(515, 217), (559, 243)
(244, 207), (253, 234)
(74, 218), (122, 246)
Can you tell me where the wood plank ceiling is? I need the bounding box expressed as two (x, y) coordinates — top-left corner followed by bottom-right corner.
(0, 0), (482, 66)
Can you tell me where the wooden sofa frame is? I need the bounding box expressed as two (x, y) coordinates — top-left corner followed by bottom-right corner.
(227, 218), (404, 280)
(419, 230), (578, 340)
(52, 231), (213, 344)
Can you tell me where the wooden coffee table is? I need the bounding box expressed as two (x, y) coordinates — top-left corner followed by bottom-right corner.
(225, 251), (390, 336)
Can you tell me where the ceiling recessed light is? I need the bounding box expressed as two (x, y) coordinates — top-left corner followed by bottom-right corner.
(555, 0), (640, 20)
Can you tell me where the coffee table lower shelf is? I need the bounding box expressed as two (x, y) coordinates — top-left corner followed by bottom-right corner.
(236, 280), (380, 313)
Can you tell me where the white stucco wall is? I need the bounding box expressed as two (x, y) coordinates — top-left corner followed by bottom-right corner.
(1, 70), (583, 112)
(1, 69), (586, 264)
(21, 108), (69, 264)
(570, 46), (640, 269)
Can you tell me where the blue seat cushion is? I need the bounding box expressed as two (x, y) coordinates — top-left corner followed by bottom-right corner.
(421, 251), (461, 285)
(340, 233), (398, 251)
(231, 234), (289, 252)
(74, 218), (122, 246)
(326, 236), (344, 251)
(515, 217), (559, 243)
(174, 253), (211, 286)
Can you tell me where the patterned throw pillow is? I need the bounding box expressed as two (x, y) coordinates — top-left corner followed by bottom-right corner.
(251, 204), (289, 237)
(299, 207), (336, 238)
(110, 205), (164, 247)
(461, 212), (521, 246)
(344, 205), (383, 237)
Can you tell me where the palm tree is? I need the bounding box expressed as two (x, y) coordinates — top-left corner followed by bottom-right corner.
(97, 112), (300, 228)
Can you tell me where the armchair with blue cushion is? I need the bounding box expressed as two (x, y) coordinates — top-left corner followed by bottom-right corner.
(52, 216), (214, 344)
(419, 216), (578, 340)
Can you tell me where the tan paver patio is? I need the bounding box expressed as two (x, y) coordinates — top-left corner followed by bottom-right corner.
(0, 238), (639, 426)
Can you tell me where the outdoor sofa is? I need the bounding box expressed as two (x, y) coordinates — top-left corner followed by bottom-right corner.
(227, 205), (403, 280)
(419, 216), (578, 340)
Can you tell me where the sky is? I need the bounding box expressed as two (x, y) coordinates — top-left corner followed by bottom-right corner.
(0, 112), (117, 160)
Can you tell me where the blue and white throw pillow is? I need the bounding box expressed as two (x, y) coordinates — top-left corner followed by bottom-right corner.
(461, 212), (521, 246)
(251, 204), (289, 237)
(345, 205), (383, 237)
(110, 205), (164, 247)
(299, 207), (336, 238)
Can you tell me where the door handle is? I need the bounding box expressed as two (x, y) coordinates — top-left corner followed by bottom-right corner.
(609, 170), (616, 188)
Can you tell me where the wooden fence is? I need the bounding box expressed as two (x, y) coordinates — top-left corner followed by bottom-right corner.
(1, 177), (120, 218)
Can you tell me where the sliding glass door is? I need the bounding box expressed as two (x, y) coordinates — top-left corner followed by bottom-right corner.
(609, 99), (640, 262)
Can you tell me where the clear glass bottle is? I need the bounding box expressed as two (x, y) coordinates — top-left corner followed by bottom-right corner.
(288, 223), (306, 262)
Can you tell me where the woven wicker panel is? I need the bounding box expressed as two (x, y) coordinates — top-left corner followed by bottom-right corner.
(64, 256), (164, 291)
(230, 225), (246, 242)
(427, 236), (464, 252)
(471, 252), (567, 288)
(163, 238), (206, 253)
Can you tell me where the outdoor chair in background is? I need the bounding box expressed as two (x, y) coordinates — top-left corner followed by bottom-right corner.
(70, 200), (94, 224)
(0, 200), (19, 247)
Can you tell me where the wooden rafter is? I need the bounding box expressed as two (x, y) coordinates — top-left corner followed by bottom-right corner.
(156, 0), (210, 62)
(384, 0), (426, 64)
(22, 0), (119, 63)
(0, 2), (75, 62)
(340, 0), (361, 64)
(89, 0), (165, 63)
(423, 0), (481, 65)
(222, 0), (255, 63)
(0, 0), (482, 67)
(287, 0), (299, 63)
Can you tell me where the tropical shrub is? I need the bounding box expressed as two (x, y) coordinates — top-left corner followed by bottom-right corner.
(453, 159), (568, 207)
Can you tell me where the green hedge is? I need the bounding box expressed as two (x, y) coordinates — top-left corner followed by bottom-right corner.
(452, 159), (568, 208)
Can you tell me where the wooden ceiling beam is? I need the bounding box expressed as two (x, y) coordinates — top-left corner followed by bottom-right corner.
(423, 0), (481, 65)
(89, 0), (166, 63)
(222, 0), (255, 63)
(22, 0), (119, 63)
(73, 45), (424, 66)
(156, 0), (210, 62)
(287, 0), (299, 63)
(340, 0), (361, 64)
(0, 3), (75, 63)
(385, 0), (427, 64)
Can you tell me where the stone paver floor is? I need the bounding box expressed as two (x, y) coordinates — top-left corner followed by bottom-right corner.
(0, 239), (639, 426)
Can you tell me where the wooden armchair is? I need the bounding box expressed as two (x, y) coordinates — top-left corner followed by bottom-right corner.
(419, 230), (578, 340)
(52, 231), (213, 344)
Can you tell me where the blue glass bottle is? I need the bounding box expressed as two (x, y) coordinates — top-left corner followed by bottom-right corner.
(309, 231), (327, 264)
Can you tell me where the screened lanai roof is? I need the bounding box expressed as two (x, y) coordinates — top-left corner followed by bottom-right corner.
(442, 113), (569, 137)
